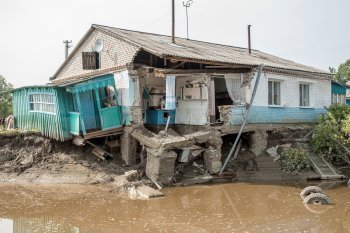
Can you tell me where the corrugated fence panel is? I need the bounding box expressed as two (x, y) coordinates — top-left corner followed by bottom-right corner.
(12, 87), (71, 141)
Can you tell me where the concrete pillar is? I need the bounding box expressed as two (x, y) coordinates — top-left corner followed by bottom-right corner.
(146, 148), (177, 181)
(203, 146), (222, 174)
(250, 130), (268, 156)
(121, 126), (138, 165)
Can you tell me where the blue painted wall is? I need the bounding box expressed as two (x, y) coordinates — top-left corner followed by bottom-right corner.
(230, 106), (326, 125)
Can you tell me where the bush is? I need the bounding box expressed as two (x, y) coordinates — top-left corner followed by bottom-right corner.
(312, 104), (350, 165)
(280, 148), (309, 175)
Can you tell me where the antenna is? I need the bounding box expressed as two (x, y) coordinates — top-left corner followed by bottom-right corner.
(63, 40), (73, 60)
(183, 0), (193, 39)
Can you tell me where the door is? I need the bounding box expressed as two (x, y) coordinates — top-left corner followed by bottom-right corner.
(79, 91), (97, 130)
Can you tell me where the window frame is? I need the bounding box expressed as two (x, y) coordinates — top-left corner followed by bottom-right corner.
(28, 93), (56, 115)
(299, 83), (311, 107)
(268, 80), (282, 106)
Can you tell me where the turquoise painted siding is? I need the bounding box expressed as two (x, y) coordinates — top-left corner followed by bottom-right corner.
(55, 88), (74, 139)
(13, 87), (73, 141)
(230, 106), (326, 125)
(100, 106), (122, 130)
(331, 82), (346, 95)
(68, 112), (80, 135)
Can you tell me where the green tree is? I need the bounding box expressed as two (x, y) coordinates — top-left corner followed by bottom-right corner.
(0, 75), (13, 118)
(331, 59), (350, 84)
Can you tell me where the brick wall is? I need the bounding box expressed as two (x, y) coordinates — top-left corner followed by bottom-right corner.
(55, 29), (139, 80)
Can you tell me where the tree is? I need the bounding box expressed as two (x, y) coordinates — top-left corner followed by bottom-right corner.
(0, 75), (13, 118)
(330, 59), (350, 84)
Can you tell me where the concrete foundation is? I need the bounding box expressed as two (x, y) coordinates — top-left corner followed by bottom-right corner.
(250, 130), (268, 156)
(121, 126), (138, 165)
(146, 148), (177, 181)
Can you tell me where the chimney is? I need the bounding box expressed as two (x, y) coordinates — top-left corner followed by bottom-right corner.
(248, 25), (251, 54)
(172, 0), (175, 43)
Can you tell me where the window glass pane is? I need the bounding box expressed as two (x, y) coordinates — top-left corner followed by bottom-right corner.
(299, 84), (303, 106)
(268, 81), (272, 105)
(28, 93), (56, 114)
(274, 82), (281, 105)
(304, 85), (309, 106)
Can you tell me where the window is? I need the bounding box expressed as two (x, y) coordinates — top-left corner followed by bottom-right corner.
(268, 80), (281, 105)
(299, 84), (310, 107)
(29, 93), (56, 114)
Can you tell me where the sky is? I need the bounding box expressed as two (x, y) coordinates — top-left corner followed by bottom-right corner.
(0, 0), (349, 88)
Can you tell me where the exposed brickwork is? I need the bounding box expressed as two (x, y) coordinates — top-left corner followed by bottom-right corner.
(55, 29), (139, 81)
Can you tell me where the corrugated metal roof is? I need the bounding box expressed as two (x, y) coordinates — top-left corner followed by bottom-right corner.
(94, 24), (330, 76)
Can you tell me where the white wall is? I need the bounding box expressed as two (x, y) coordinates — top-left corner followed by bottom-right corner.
(252, 72), (331, 108)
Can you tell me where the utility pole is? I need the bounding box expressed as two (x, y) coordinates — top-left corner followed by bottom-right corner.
(183, 0), (193, 39)
(63, 40), (72, 60)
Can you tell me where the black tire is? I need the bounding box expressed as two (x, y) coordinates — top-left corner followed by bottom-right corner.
(303, 193), (332, 205)
(300, 186), (324, 199)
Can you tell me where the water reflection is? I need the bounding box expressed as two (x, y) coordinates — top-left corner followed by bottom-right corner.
(0, 183), (349, 232)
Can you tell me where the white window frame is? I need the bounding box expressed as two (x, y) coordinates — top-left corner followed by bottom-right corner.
(29, 93), (56, 114)
(268, 80), (281, 106)
(299, 83), (311, 107)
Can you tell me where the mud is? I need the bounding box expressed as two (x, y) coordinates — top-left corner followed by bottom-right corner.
(0, 131), (125, 184)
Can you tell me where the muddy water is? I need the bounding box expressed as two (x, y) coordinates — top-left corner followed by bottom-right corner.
(0, 182), (349, 233)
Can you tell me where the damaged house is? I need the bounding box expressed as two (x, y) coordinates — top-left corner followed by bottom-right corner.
(12, 24), (332, 179)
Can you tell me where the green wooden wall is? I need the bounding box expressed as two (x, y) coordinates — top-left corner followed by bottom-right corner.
(13, 86), (73, 141)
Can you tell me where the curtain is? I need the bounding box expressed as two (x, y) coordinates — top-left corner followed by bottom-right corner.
(224, 74), (244, 104)
(114, 70), (130, 106)
(165, 75), (176, 110)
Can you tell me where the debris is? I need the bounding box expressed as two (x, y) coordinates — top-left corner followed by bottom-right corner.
(178, 148), (191, 163)
(73, 137), (85, 146)
(124, 170), (139, 181)
(266, 146), (280, 162)
(92, 148), (106, 161)
(135, 184), (164, 199)
(149, 176), (163, 190)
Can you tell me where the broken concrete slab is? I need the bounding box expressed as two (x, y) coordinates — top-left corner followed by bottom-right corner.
(131, 127), (161, 149)
(146, 148), (177, 181)
(184, 130), (212, 144)
(135, 184), (164, 199)
(160, 137), (195, 149)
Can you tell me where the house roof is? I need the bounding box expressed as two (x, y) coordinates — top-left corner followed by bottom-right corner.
(92, 24), (330, 76)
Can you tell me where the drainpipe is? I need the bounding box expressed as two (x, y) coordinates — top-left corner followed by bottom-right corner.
(172, 0), (175, 44)
(248, 25), (251, 54)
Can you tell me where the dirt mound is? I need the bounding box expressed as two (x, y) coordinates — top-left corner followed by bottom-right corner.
(0, 131), (125, 184)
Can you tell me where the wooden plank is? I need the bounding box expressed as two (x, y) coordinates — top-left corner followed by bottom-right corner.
(85, 140), (113, 158)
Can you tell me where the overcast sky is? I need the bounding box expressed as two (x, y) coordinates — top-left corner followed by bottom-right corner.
(1, 0), (349, 87)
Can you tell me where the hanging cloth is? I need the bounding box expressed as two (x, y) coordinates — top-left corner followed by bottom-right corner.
(224, 74), (244, 104)
(165, 75), (176, 110)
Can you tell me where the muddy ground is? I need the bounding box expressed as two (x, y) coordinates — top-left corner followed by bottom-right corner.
(0, 126), (347, 187)
(0, 131), (128, 184)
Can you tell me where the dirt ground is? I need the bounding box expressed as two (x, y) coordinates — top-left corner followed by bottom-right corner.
(0, 131), (128, 184)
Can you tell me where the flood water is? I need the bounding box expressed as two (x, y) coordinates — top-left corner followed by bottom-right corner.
(0, 182), (349, 233)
